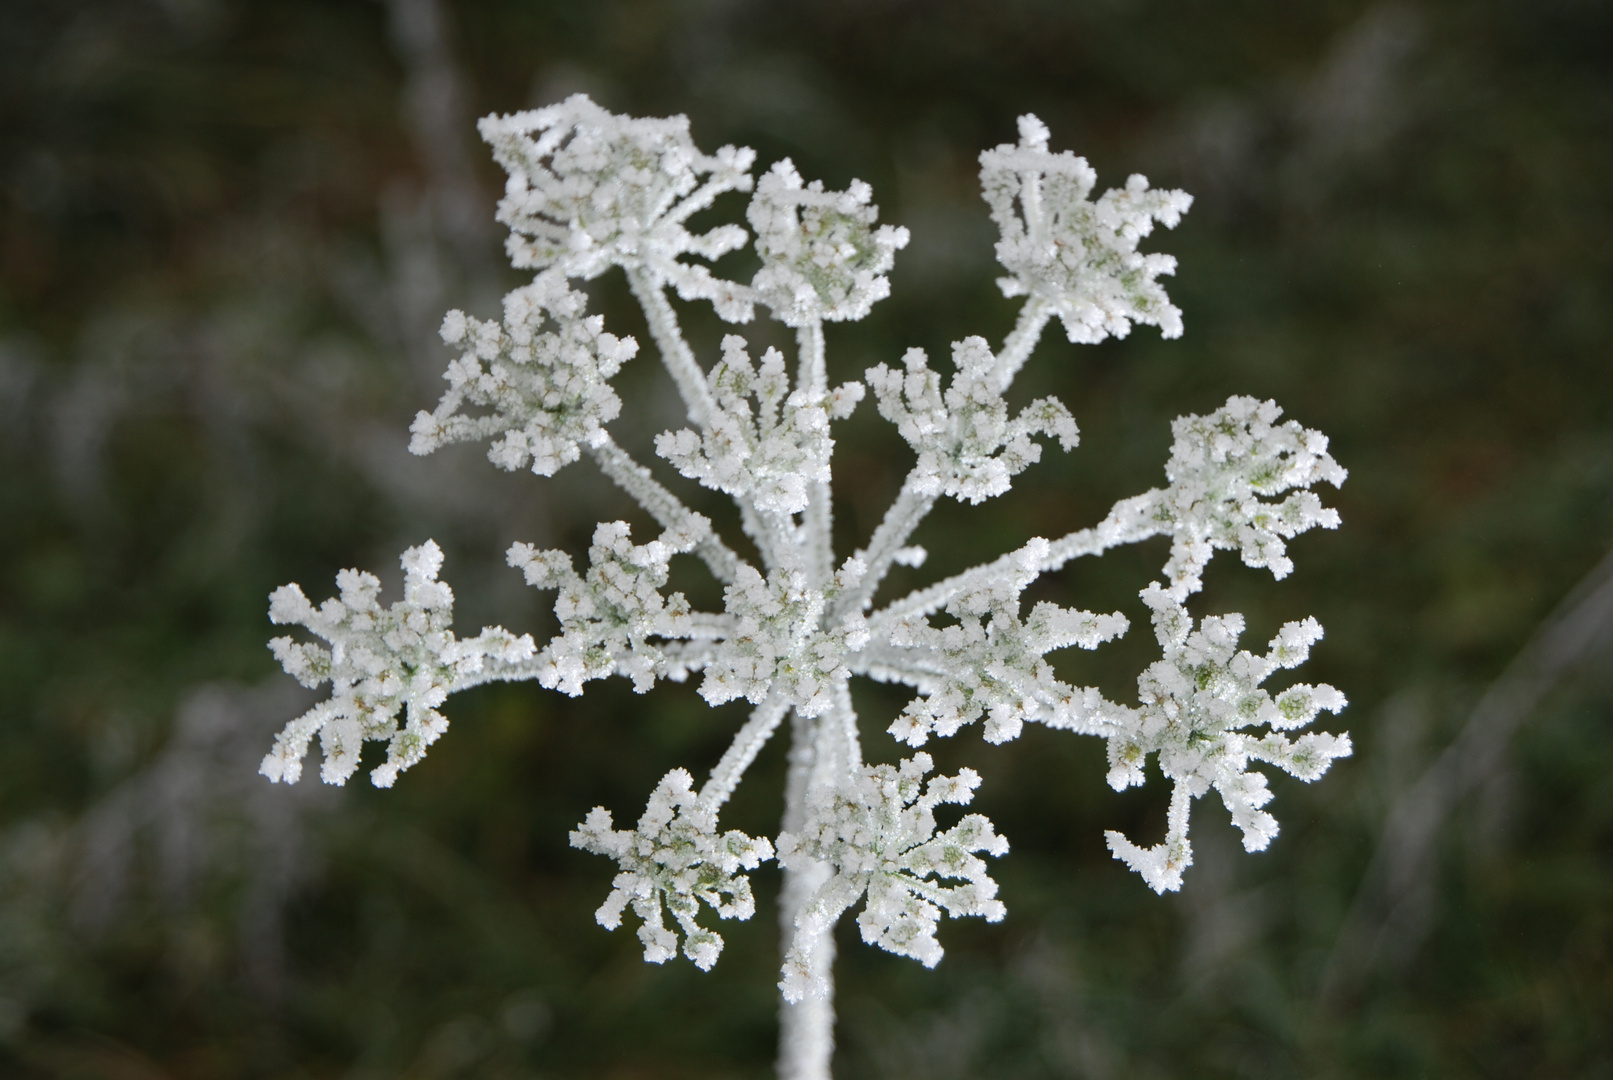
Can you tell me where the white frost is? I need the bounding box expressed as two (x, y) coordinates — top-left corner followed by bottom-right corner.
(570, 769), (773, 970)
(263, 99), (1352, 1011)
(260, 541), (535, 788)
(777, 754), (1008, 1001)
(980, 113), (1193, 344)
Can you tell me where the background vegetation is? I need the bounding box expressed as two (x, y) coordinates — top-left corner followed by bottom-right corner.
(2, 1), (1610, 1077)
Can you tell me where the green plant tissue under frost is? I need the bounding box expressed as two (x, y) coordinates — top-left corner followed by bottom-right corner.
(258, 97), (1351, 1079)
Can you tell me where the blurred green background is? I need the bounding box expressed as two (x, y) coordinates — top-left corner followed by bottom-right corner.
(2, 1), (1611, 1077)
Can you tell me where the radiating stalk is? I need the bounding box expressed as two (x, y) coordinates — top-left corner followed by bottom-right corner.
(990, 295), (1052, 391)
(627, 267), (716, 426)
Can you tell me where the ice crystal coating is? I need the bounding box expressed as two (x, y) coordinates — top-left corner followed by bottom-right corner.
(655, 334), (864, 515)
(1127, 395), (1348, 600)
(1102, 583), (1351, 893)
(777, 754), (1008, 1001)
(980, 113), (1193, 344)
(260, 541), (535, 788)
(570, 768), (774, 970)
(480, 94), (757, 321)
(866, 337), (1079, 504)
(748, 159), (910, 327)
(409, 276), (639, 475)
(886, 538), (1131, 746)
(265, 101), (1352, 1054)
(508, 520), (701, 695)
(701, 560), (871, 718)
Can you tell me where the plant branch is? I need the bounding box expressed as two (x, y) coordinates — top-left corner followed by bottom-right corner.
(990, 295), (1052, 391)
(589, 436), (742, 583)
(700, 694), (789, 809)
(627, 267), (716, 427)
(868, 491), (1160, 631)
(797, 320), (834, 587)
(833, 475), (936, 621)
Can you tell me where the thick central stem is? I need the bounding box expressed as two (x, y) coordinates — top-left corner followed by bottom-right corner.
(777, 709), (838, 1080)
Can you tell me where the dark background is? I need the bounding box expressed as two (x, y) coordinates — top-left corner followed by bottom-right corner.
(2, 1), (1610, 1077)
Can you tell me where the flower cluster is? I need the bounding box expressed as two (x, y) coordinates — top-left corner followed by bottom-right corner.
(1136, 395), (1348, 599)
(1102, 584), (1351, 893)
(700, 560), (870, 718)
(748, 160), (911, 326)
(866, 337), (1079, 505)
(480, 94), (757, 320)
(264, 99), (1350, 1062)
(886, 538), (1130, 746)
(777, 753), (1008, 1001)
(980, 114), (1193, 344)
(408, 276), (639, 476)
(260, 542), (534, 788)
(508, 520), (702, 695)
(570, 769), (774, 970)
(655, 335), (864, 515)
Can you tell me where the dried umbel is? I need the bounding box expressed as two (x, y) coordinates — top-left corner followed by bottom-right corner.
(262, 95), (1348, 1079)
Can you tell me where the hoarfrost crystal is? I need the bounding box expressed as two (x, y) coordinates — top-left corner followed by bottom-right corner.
(1102, 584), (1350, 893)
(980, 114), (1193, 345)
(263, 98), (1350, 1080)
(866, 337), (1078, 505)
(410, 276), (639, 475)
(886, 537), (1130, 746)
(480, 93), (757, 321)
(749, 160), (910, 326)
(571, 768), (774, 970)
(508, 519), (710, 695)
(777, 753), (1008, 1002)
(260, 541), (534, 788)
(655, 334), (863, 515)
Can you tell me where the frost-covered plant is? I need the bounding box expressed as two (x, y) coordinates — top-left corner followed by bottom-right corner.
(260, 95), (1349, 1079)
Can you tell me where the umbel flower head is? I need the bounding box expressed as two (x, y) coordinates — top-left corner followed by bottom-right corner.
(980, 114), (1193, 344)
(507, 519), (701, 696)
(480, 93), (757, 321)
(409, 275), (639, 476)
(655, 334), (865, 515)
(1102, 584), (1351, 893)
(260, 542), (534, 788)
(777, 754), (1009, 1002)
(748, 159), (910, 326)
(262, 97), (1351, 1073)
(570, 769), (774, 970)
(866, 336), (1079, 506)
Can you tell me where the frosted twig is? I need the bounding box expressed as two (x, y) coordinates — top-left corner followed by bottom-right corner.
(702, 695), (790, 809)
(588, 436), (740, 584)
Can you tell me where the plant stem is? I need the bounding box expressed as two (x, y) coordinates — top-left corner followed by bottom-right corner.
(627, 267), (716, 427)
(833, 474), (935, 621)
(588, 437), (740, 583)
(700, 695), (788, 809)
(777, 709), (838, 1080)
(797, 320), (833, 588)
(990, 295), (1052, 391)
(868, 490), (1161, 630)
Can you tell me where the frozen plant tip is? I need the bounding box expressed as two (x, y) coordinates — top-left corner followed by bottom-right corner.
(777, 753), (1008, 1003)
(571, 769), (774, 971)
(262, 95), (1349, 1080)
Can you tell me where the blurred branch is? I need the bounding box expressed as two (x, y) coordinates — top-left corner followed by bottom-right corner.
(1319, 544), (1613, 1008)
(71, 682), (337, 999)
(383, 0), (492, 267)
